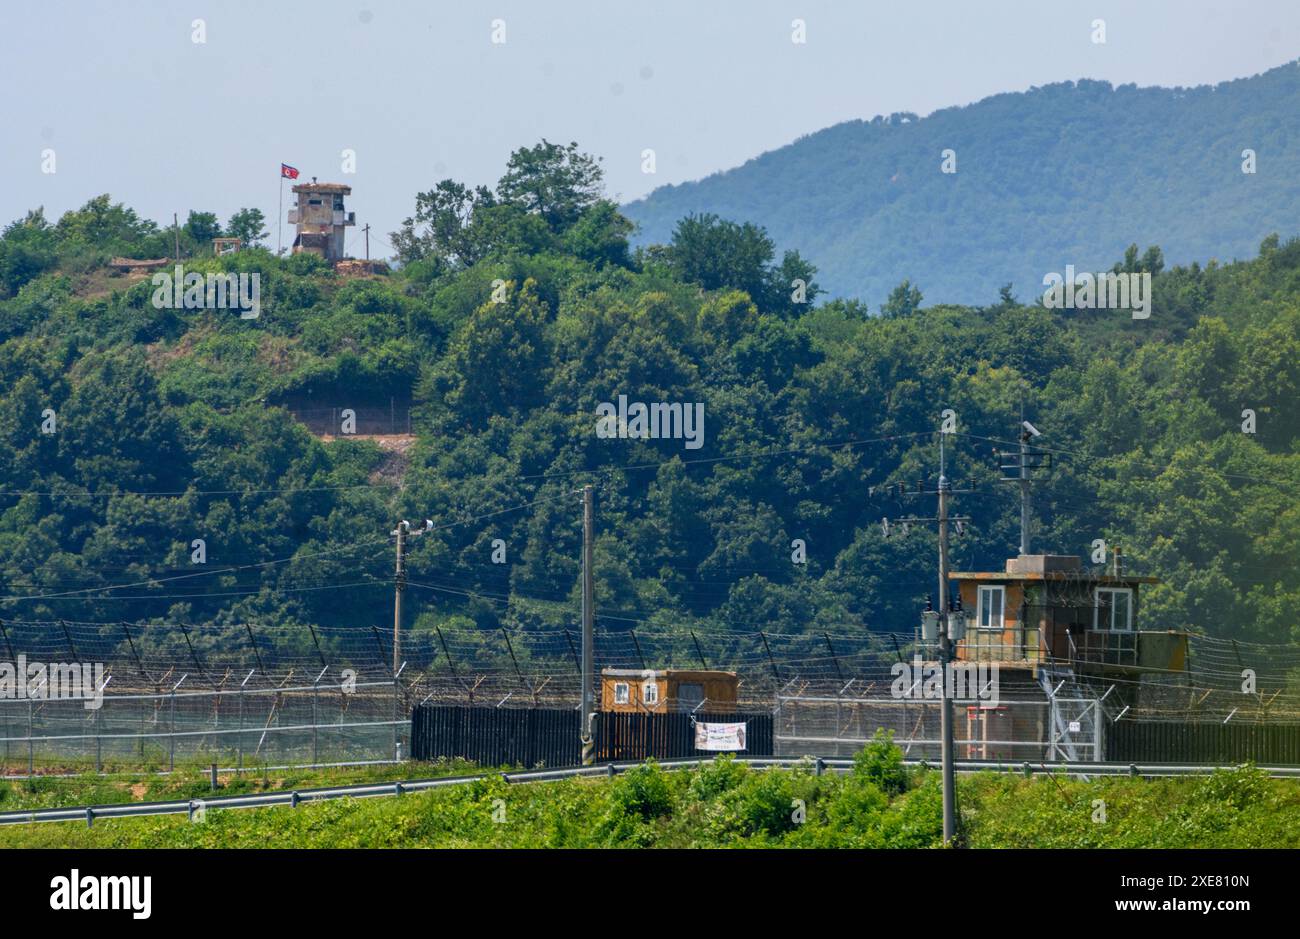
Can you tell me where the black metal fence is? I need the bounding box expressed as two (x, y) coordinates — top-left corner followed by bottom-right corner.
(410, 705), (774, 767)
(411, 705), (580, 767)
(1107, 719), (1300, 765)
(597, 711), (773, 762)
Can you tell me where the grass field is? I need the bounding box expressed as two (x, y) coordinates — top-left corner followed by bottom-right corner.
(2, 739), (1297, 849)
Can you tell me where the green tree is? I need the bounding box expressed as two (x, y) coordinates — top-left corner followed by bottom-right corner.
(496, 140), (604, 232)
(183, 211), (222, 249)
(390, 180), (495, 267)
(0, 210), (58, 297)
(56, 352), (189, 491)
(54, 195), (160, 256)
(666, 213), (772, 298)
(225, 208), (268, 248)
(663, 214), (819, 317)
(416, 279), (551, 430)
(765, 249), (822, 318)
(562, 199), (634, 268)
(881, 279), (923, 317)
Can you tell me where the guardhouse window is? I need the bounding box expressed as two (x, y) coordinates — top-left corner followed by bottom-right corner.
(642, 682), (659, 705)
(977, 585), (1005, 630)
(613, 682), (629, 705)
(1095, 587), (1133, 631)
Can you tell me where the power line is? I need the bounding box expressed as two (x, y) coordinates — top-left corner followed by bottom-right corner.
(0, 482), (394, 498)
(513, 431), (934, 482)
(0, 492), (573, 603)
(956, 432), (1300, 490)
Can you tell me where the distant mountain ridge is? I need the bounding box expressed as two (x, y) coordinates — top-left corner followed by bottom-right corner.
(623, 61), (1300, 306)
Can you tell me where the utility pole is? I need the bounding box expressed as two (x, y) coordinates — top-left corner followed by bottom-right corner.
(173, 213), (180, 261)
(393, 520), (407, 676)
(580, 485), (595, 765)
(936, 433), (957, 847)
(391, 519), (431, 676)
(363, 223), (370, 261)
(891, 429), (970, 846)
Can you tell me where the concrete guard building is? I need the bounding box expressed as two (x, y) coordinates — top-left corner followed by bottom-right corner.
(287, 180), (355, 263)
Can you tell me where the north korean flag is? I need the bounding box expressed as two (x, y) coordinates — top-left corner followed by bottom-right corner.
(281, 163), (300, 180)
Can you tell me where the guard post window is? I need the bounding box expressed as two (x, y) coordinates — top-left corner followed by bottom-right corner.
(977, 585), (1005, 630)
(1095, 587), (1133, 631)
(613, 682), (629, 705)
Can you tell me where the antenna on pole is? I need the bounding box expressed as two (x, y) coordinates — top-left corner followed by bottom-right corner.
(1018, 395), (1029, 556)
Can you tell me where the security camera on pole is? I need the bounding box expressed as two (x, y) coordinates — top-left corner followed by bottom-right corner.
(994, 403), (1052, 558)
(391, 518), (434, 676)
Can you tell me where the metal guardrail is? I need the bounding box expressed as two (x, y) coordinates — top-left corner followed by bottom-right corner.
(3, 757), (1298, 827)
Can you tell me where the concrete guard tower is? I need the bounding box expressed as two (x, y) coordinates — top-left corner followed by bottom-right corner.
(287, 179), (355, 263)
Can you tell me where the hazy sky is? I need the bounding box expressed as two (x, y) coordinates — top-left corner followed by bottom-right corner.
(3, 0), (1299, 258)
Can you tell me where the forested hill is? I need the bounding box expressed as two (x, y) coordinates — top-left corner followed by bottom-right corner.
(623, 60), (1300, 307)
(0, 141), (1297, 661)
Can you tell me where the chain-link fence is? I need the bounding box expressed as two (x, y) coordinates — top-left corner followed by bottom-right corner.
(773, 693), (1102, 761)
(285, 405), (412, 436)
(3, 615), (1300, 773)
(0, 678), (405, 775)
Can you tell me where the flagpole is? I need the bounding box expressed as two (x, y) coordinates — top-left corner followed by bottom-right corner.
(277, 173), (284, 256)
